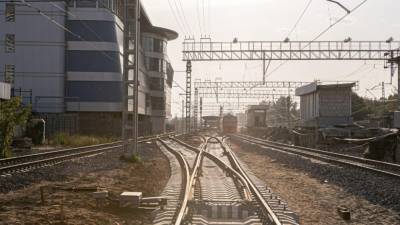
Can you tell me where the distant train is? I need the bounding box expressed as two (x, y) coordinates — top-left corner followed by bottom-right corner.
(222, 114), (238, 133)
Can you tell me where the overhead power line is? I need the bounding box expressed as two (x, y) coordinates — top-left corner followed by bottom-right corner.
(167, 0), (187, 36)
(267, 0), (369, 77)
(172, 0), (191, 36)
(286, 0), (313, 39)
(202, 0), (206, 34)
(196, 0), (204, 35)
(176, 0), (193, 35)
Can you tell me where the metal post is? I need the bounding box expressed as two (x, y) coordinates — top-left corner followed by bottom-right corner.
(398, 60), (400, 110)
(122, 0), (129, 154)
(194, 88), (199, 131)
(262, 53), (265, 84)
(382, 81), (385, 102)
(200, 97), (203, 129)
(133, 0), (140, 155)
(182, 100), (185, 134)
(287, 96), (292, 129)
(219, 105), (223, 132)
(186, 61), (192, 133)
(122, 0), (140, 156)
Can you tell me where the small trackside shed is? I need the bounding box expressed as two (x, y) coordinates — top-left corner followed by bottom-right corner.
(295, 82), (355, 128)
(246, 105), (269, 128)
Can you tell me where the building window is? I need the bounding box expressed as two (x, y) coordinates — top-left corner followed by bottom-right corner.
(145, 93), (151, 108)
(153, 39), (164, 53)
(142, 37), (153, 51)
(76, 0), (97, 8)
(5, 34), (15, 53)
(150, 77), (164, 91)
(5, 3), (15, 22)
(145, 57), (164, 72)
(151, 97), (165, 110)
(4, 65), (15, 84)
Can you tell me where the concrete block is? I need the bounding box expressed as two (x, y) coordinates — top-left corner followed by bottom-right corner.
(120, 192), (142, 208)
(92, 190), (109, 199)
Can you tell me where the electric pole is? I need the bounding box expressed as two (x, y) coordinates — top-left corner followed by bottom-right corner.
(122, 0), (140, 156)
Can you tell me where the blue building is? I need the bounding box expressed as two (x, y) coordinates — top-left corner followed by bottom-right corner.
(0, 0), (177, 136)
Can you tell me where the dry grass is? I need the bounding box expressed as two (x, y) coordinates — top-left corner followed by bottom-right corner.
(51, 133), (117, 147)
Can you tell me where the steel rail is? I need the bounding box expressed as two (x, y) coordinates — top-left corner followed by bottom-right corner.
(0, 133), (173, 175)
(233, 134), (400, 179)
(0, 145), (121, 175)
(157, 139), (192, 225)
(235, 133), (400, 172)
(216, 137), (283, 225)
(170, 137), (253, 201)
(0, 133), (175, 167)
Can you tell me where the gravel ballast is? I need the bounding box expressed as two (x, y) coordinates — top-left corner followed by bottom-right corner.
(231, 138), (400, 225)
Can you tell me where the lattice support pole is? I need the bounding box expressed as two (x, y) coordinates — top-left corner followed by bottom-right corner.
(199, 97), (203, 129)
(186, 61), (192, 133)
(122, 0), (140, 156)
(194, 88), (199, 131)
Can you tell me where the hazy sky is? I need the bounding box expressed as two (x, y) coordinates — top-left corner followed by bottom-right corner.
(142, 0), (400, 116)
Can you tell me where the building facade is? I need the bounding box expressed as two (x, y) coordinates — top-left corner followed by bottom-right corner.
(0, 0), (177, 136)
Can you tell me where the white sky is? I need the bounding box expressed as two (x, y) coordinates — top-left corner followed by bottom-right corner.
(142, 0), (400, 116)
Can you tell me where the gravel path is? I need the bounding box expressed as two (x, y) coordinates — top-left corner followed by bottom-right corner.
(231, 139), (400, 225)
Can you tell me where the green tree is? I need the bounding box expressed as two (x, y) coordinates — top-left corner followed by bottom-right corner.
(351, 92), (371, 121)
(0, 97), (31, 158)
(268, 96), (299, 126)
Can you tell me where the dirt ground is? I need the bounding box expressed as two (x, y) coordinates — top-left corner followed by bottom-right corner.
(178, 135), (204, 148)
(230, 142), (400, 225)
(0, 143), (170, 225)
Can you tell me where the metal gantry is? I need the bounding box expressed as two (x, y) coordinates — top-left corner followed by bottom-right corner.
(122, 0), (140, 156)
(194, 80), (311, 89)
(183, 40), (400, 61)
(197, 89), (292, 99)
(182, 38), (400, 130)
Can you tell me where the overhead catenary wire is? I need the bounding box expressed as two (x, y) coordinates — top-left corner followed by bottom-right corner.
(202, 0), (207, 35)
(172, 0), (191, 36)
(167, 0), (187, 36)
(267, 0), (369, 77)
(207, 0), (211, 35)
(176, 0), (193, 35)
(196, 0), (204, 35)
(286, 0), (313, 39)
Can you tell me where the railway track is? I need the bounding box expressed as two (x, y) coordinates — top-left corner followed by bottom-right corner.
(0, 133), (173, 176)
(231, 133), (400, 179)
(154, 136), (299, 225)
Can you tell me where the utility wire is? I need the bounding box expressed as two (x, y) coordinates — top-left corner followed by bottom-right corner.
(267, 0), (369, 77)
(207, 0), (211, 35)
(202, 0), (206, 34)
(287, 0), (313, 39)
(176, 0), (193, 35)
(167, 0), (186, 36)
(196, 0), (204, 35)
(171, 0), (190, 36)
